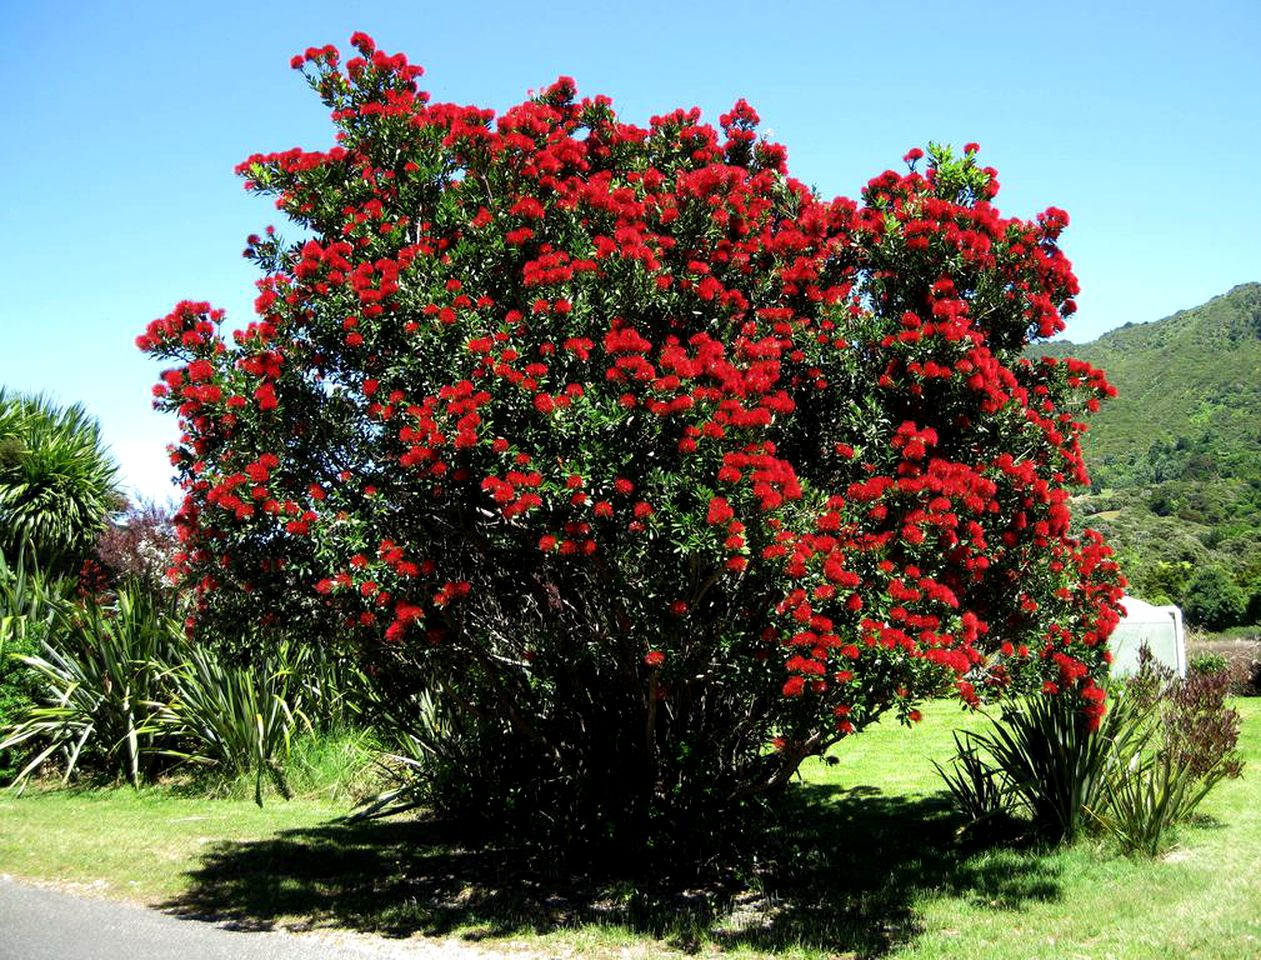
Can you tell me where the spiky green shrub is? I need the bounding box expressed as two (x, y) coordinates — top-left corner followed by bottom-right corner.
(932, 731), (1009, 835)
(0, 583), (180, 787)
(1092, 658), (1243, 855)
(167, 642), (309, 805)
(968, 690), (1146, 843)
(1099, 749), (1205, 856)
(288, 641), (372, 732)
(939, 653), (1244, 852)
(0, 392), (121, 576)
(0, 549), (63, 779)
(350, 687), (469, 822)
(2, 563), (340, 798)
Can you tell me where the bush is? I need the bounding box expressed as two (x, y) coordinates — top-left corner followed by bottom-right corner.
(167, 641), (306, 804)
(938, 652), (1243, 854)
(91, 500), (179, 595)
(0, 584), (180, 786)
(1190, 651), (1230, 676)
(1184, 565), (1248, 631)
(1095, 656), (1243, 855)
(0, 550), (62, 780)
(139, 34), (1123, 861)
(948, 687), (1141, 844)
(0, 392), (121, 577)
(931, 731), (1010, 836)
(1, 584), (320, 800)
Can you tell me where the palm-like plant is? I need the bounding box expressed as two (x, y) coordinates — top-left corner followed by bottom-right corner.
(0, 391), (122, 576)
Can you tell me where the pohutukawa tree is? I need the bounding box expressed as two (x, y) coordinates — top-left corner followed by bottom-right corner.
(140, 34), (1123, 856)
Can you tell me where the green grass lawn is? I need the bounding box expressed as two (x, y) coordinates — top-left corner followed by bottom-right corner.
(2, 700), (1258, 959)
(792, 699), (1261, 960)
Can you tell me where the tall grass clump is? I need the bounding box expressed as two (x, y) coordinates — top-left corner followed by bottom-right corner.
(283, 726), (381, 803)
(0, 583), (179, 786)
(0, 549), (62, 780)
(1, 581), (371, 802)
(938, 651), (1244, 853)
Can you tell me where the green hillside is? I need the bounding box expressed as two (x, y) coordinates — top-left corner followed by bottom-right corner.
(1039, 283), (1261, 628)
(1041, 282), (1261, 487)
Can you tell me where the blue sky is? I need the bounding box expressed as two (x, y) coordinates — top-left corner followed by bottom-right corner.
(2, 0), (1258, 503)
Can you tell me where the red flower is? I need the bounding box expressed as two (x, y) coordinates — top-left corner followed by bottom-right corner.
(254, 383), (278, 411)
(187, 359), (215, 382)
(644, 650), (665, 667)
(706, 497), (733, 525)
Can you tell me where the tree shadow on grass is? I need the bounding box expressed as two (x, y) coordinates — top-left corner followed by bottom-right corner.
(717, 784), (1062, 956)
(160, 783), (1063, 958)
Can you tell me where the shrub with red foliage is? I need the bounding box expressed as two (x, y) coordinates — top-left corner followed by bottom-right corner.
(92, 500), (178, 593)
(140, 34), (1123, 858)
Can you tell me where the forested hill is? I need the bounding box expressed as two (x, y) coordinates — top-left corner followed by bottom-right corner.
(1040, 282), (1261, 488)
(1036, 282), (1261, 628)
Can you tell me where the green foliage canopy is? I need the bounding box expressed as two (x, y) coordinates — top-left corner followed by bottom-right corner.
(1183, 565), (1248, 631)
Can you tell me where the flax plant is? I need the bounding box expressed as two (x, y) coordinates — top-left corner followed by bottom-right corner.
(0, 583), (179, 788)
(1089, 662), (1243, 855)
(168, 643), (309, 805)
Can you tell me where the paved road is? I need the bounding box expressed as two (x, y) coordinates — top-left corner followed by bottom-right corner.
(0, 877), (490, 960)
